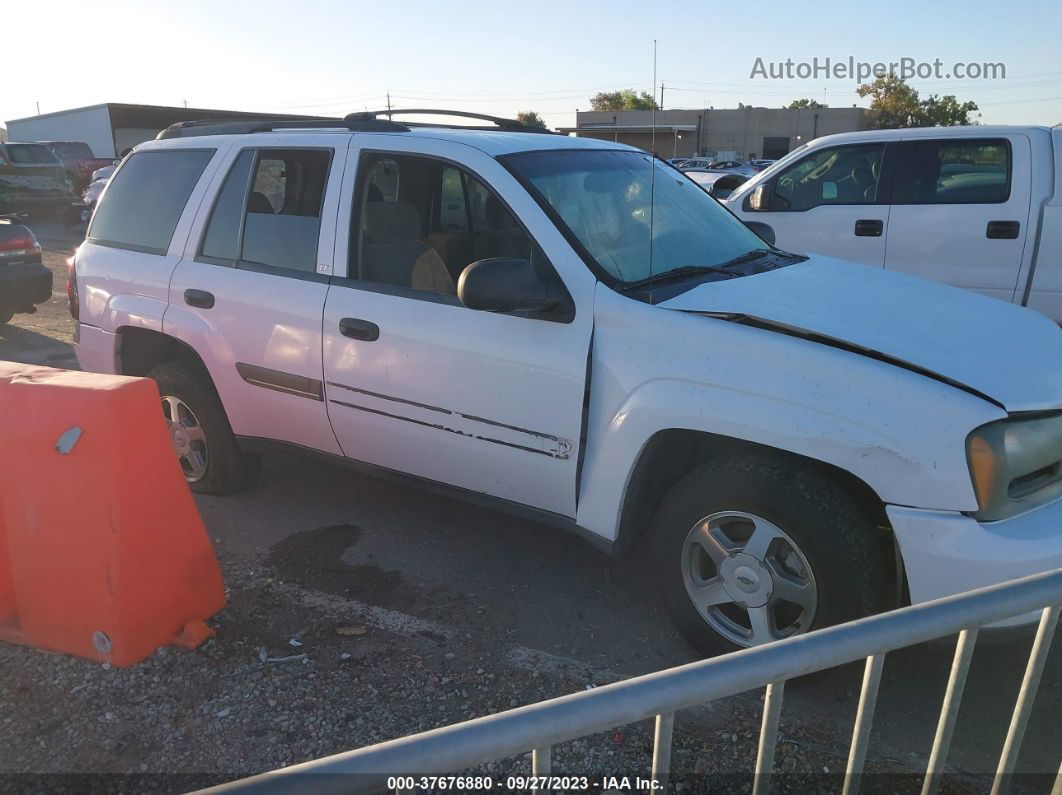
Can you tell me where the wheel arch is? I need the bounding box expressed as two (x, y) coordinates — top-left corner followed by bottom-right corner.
(116, 326), (211, 379)
(615, 428), (895, 579)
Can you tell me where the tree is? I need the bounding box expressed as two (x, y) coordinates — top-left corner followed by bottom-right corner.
(857, 75), (979, 128)
(787, 98), (827, 109)
(516, 111), (547, 129)
(589, 89), (658, 112)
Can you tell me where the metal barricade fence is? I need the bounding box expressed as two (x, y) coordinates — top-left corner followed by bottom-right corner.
(204, 568), (1062, 795)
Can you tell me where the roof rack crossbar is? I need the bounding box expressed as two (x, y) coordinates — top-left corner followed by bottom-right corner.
(346, 109), (554, 133)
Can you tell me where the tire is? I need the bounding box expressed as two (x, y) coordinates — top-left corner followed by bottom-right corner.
(651, 454), (891, 657)
(148, 359), (260, 495)
(0, 307), (14, 326)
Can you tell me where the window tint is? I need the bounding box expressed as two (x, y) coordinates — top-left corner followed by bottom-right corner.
(771, 143), (884, 210)
(200, 150), (254, 261)
(199, 148), (331, 272)
(351, 153), (538, 299)
(893, 139), (1010, 204)
(6, 144), (62, 164)
(88, 149), (213, 254)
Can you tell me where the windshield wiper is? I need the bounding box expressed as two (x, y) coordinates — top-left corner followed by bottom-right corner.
(620, 264), (743, 292)
(715, 248), (775, 268)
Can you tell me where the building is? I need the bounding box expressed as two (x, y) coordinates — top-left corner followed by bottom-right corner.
(4, 103), (328, 158)
(560, 107), (873, 160)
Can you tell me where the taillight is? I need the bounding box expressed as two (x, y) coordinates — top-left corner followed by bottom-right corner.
(67, 256), (79, 320)
(0, 230), (40, 256)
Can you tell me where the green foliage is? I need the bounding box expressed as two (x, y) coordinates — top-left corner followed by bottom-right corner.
(590, 89), (658, 112)
(787, 98), (827, 109)
(857, 75), (979, 128)
(516, 111), (547, 129)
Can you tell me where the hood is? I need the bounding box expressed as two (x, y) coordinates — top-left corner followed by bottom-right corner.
(659, 256), (1062, 413)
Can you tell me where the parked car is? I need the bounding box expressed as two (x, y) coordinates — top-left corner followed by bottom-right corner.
(727, 126), (1062, 323)
(750, 159), (775, 172)
(679, 157), (716, 170)
(684, 169), (749, 200)
(0, 142), (79, 216)
(40, 141), (115, 190)
(72, 112), (1062, 656)
(0, 215), (52, 325)
(666, 158), (688, 167)
(708, 160), (757, 177)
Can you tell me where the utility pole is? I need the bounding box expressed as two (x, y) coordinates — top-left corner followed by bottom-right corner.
(386, 92), (392, 119)
(35, 101), (40, 115)
(659, 82), (665, 109)
(183, 99), (188, 109)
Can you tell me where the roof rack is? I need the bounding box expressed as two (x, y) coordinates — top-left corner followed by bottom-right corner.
(156, 109), (554, 140)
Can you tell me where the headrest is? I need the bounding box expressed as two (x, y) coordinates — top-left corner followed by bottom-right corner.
(363, 201), (421, 244)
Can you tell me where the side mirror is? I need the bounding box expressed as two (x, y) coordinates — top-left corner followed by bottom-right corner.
(743, 221), (776, 246)
(458, 258), (562, 314)
(748, 183), (771, 211)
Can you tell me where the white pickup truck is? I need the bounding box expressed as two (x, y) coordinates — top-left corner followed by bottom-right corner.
(72, 112), (1062, 656)
(727, 125), (1062, 322)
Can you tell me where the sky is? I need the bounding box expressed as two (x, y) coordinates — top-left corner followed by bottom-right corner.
(4, 0), (1061, 131)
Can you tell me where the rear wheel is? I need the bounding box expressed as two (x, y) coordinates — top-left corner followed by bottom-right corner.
(652, 455), (891, 657)
(149, 359), (260, 495)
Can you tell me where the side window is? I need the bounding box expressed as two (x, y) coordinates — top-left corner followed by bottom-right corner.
(770, 143), (885, 211)
(199, 147), (332, 273)
(88, 149), (214, 254)
(349, 153), (540, 300)
(893, 139), (1010, 204)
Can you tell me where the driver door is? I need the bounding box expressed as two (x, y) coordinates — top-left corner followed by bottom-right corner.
(747, 142), (894, 267)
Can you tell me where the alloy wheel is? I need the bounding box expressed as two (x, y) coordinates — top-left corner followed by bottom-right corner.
(161, 395), (208, 482)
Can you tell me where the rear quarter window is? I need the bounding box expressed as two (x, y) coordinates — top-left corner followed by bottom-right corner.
(88, 149), (214, 255)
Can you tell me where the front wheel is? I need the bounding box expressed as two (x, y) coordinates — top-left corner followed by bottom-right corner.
(652, 455), (891, 657)
(149, 359), (260, 495)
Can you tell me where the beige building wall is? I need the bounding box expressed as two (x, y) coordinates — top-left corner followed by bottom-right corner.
(565, 107), (872, 159)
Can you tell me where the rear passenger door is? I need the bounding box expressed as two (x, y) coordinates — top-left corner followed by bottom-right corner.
(166, 136), (347, 455)
(321, 135), (594, 518)
(883, 136), (1032, 302)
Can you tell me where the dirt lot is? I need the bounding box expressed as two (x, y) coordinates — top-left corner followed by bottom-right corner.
(0, 225), (1058, 793)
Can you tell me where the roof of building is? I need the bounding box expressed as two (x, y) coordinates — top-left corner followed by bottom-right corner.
(5, 102), (323, 126)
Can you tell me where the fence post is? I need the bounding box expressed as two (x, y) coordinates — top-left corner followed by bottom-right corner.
(651, 712), (675, 791)
(922, 628), (979, 795)
(842, 654), (885, 795)
(753, 681), (786, 795)
(992, 605), (1060, 795)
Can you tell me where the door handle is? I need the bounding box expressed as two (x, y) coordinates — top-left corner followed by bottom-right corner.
(184, 289), (215, 309)
(339, 317), (379, 341)
(986, 220), (1020, 239)
(854, 219), (883, 237)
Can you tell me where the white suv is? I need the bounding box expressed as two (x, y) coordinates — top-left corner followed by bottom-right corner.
(72, 111), (1062, 655)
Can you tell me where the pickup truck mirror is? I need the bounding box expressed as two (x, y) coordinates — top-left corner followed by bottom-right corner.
(743, 221), (776, 246)
(748, 183), (771, 211)
(458, 257), (562, 314)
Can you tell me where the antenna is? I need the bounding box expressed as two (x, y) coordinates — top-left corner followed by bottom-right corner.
(649, 39), (658, 286)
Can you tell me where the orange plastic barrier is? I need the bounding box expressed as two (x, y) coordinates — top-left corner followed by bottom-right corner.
(0, 362), (225, 667)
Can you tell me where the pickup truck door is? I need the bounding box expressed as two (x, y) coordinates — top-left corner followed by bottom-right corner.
(321, 135), (594, 517)
(166, 136), (346, 455)
(735, 141), (893, 267)
(883, 135), (1032, 303)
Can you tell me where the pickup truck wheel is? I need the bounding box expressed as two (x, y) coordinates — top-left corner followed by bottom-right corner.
(149, 360), (260, 495)
(0, 307), (14, 326)
(652, 456), (889, 657)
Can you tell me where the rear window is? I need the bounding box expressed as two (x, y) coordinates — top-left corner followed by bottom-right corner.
(5, 144), (61, 165)
(49, 142), (94, 159)
(88, 149), (214, 255)
(892, 139), (1011, 204)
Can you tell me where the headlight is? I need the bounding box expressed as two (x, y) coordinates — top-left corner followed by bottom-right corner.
(966, 414), (1062, 521)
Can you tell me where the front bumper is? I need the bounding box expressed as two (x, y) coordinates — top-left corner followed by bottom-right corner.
(0, 262), (52, 310)
(888, 499), (1062, 628)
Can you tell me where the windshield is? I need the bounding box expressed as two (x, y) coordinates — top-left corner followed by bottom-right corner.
(506, 149), (767, 285)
